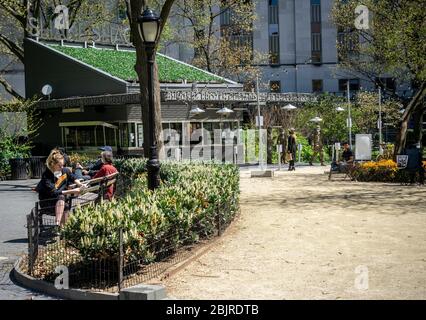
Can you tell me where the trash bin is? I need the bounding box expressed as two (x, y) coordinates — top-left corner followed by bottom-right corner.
(29, 156), (47, 179)
(9, 158), (29, 180)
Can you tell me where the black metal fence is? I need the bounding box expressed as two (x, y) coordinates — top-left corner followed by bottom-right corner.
(24, 176), (238, 293)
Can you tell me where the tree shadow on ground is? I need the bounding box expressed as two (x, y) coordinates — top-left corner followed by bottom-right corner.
(242, 174), (426, 216)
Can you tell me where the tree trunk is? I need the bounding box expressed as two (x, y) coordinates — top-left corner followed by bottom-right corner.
(267, 127), (273, 164)
(127, 0), (164, 159)
(412, 108), (424, 148)
(394, 82), (426, 158)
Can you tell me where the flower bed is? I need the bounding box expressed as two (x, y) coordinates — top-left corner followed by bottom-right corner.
(61, 160), (240, 262)
(351, 160), (426, 183)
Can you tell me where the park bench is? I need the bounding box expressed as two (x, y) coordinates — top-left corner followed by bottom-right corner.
(328, 135), (374, 182)
(327, 161), (357, 181)
(35, 172), (119, 226)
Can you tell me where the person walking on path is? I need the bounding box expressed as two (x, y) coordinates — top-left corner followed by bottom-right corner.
(287, 128), (297, 171)
(310, 125), (325, 166)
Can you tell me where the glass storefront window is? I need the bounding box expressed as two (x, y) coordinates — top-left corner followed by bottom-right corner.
(137, 124), (144, 148)
(170, 122), (182, 145)
(203, 123), (213, 145)
(105, 127), (116, 147)
(95, 126), (104, 147)
(129, 123), (136, 147)
(119, 123), (136, 148)
(62, 124), (117, 152)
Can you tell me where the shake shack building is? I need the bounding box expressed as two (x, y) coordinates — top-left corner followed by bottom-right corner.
(25, 38), (316, 159)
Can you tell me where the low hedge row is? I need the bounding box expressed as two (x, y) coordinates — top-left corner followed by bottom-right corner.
(61, 160), (240, 262)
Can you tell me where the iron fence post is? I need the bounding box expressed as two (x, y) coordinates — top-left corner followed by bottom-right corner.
(98, 178), (107, 204)
(34, 202), (39, 262)
(27, 213), (33, 276)
(217, 202), (222, 237)
(67, 194), (73, 213)
(118, 228), (124, 293)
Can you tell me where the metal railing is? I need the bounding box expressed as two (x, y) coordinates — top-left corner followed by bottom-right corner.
(24, 177), (239, 293)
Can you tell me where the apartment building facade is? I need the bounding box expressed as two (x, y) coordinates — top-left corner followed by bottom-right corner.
(164, 0), (383, 95)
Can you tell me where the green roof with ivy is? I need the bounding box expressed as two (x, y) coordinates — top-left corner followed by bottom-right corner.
(48, 45), (227, 84)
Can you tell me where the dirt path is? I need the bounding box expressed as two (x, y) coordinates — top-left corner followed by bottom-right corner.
(163, 167), (426, 299)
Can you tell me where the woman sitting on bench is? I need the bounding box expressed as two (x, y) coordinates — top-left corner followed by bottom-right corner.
(36, 149), (83, 227)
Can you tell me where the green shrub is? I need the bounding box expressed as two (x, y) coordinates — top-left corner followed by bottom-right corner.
(61, 160), (239, 262)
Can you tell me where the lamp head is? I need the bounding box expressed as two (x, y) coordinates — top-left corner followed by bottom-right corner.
(138, 8), (161, 44)
(282, 104), (297, 111)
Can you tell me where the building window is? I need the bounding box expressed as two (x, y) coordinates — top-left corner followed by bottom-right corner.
(220, 7), (231, 26)
(311, 3), (321, 23)
(339, 79), (360, 92)
(270, 81), (281, 93)
(268, 0), (279, 65)
(137, 123), (144, 148)
(62, 123), (117, 151)
(119, 123), (136, 148)
(269, 33), (280, 64)
(268, 0), (279, 24)
(312, 79), (323, 93)
(220, 1), (254, 63)
(337, 27), (359, 61)
(310, 0), (322, 64)
(375, 77), (396, 92)
(311, 33), (322, 52)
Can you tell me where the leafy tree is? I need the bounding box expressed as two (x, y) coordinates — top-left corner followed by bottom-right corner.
(295, 92), (400, 148)
(0, 98), (41, 176)
(331, 0), (426, 156)
(0, 0), (112, 100)
(125, 0), (175, 158)
(167, 0), (263, 83)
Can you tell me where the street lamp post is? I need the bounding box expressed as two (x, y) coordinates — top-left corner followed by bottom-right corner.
(256, 74), (265, 170)
(217, 106), (234, 163)
(138, 8), (161, 190)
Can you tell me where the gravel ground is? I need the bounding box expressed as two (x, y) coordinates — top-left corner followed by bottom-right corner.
(163, 166), (426, 299)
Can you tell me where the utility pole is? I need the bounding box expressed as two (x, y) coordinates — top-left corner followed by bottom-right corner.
(256, 74), (264, 170)
(347, 80), (352, 149)
(378, 86), (383, 155)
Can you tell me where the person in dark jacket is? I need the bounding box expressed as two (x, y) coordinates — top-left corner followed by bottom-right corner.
(36, 149), (83, 227)
(287, 128), (297, 171)
(404, 143), (425, 185)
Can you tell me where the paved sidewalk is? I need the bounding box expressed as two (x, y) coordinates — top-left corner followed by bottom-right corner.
(164, 167), (426, 299)
(0, 179), (55, 300)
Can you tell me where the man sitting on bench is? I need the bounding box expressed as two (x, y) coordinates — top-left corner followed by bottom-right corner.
(337, 142), (354, 173)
